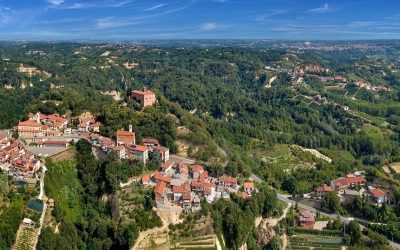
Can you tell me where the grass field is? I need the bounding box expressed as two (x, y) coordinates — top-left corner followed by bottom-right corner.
(288, 234), (343, 250)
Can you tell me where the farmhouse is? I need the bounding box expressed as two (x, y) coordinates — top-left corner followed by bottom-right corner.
(297, 210), (315, 228)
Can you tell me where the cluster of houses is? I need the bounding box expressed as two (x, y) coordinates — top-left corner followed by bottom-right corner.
(16, 112), (69, 138)
(141, 163), (256, 211)
(352, 80), (391, 92)
(313, 172), (389, 206)
(88, 127), (169, 165)
(0, 132), (43, 182)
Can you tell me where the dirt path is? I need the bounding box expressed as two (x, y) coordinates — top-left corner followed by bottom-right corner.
(281, 233), (288, 250)
(264, 203), (291, 227)
(130, 209), (182, 250)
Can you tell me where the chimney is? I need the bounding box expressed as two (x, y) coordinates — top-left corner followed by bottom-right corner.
(129, 124), (132, 133)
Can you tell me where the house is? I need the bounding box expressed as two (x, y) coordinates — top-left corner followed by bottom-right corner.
(178, 163), (189, 175)
(191, 165), (204, 179)
(141, 175), (151, 185)
(143, 138), (159, 148)
(172, 185), (191, 201)
(297, 210), (315, 228)
(154, 181), (167, 203)
(16, 120), (43, 137)
(117, 127), (136, 146)
(314, 185), (334, 198)
(153, 172), (172, 184)
(369, 188), (387, 205)
(89, 122), (102, 133)
(330, 174), (366, 190)
(153, 146), (170, 163)
(198, 171), (210, 183)
(335, 76), (347, 83)
(113, 145), (126, 159)
(243, 182), (255, 193)
(161, 160), (174, 174)
(131, 88), (156, 107)
(218, 176), (238, 188)
(132, 145), (148, 164)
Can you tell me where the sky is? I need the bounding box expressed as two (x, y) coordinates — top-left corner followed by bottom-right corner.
(0, 0), (400, 40)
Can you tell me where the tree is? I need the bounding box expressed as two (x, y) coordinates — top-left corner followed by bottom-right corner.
(347, 221), (362, 245)
(321, 192), (341, 213)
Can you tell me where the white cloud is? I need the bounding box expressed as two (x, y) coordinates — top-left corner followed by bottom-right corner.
(145, 4), (166, 11)
(200, 22), (217, 30)
(47, 0), (64, 6)
(309, 3), (331, 13)
(96, 16), (137, 29)
(50, 1), (131, 9)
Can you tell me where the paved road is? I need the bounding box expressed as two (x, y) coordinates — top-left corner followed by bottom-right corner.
(251, 173), (400, 249)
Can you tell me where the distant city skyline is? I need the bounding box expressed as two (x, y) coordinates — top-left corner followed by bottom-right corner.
(0, 0), (399, 40)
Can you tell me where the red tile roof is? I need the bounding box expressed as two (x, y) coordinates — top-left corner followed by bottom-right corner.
(131, 89), (155, 96)
(315, 185), (333, 192)
(191, 164), (204, 172)
(299, 210), (315, 222)
(199, 171), (209, 183)
(142, 175), (150, 183)
(154, 181), (166, 195)
(332, 176), (366, 187)
(153, 172), (172, 183)
(161, 160), (174, 170)
(243, 182), (254, 189)
(117, 130), (135, 136)
(18, 120), (41, 127)
(370, 188), (386, 198)
(172, 185), (191, 193)
(134, 145), (148, 152)
(219, 176), (237, 184)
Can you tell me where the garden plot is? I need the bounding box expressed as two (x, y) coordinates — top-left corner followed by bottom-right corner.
(288, 234), (343, 250)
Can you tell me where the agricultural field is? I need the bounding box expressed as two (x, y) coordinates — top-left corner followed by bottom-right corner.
(12, 225), (39, 250)
(288, 234), (343, 250)
(171, 234), (217, 250)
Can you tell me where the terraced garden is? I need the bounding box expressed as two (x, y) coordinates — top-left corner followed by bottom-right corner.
(288, 234), (343, 250)
(171, 234), (217, 250)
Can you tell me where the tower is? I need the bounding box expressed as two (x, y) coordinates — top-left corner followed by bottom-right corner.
(129, 124), (132, 133)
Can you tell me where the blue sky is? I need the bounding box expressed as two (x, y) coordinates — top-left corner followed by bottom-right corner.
(0, 0), (399, 40)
